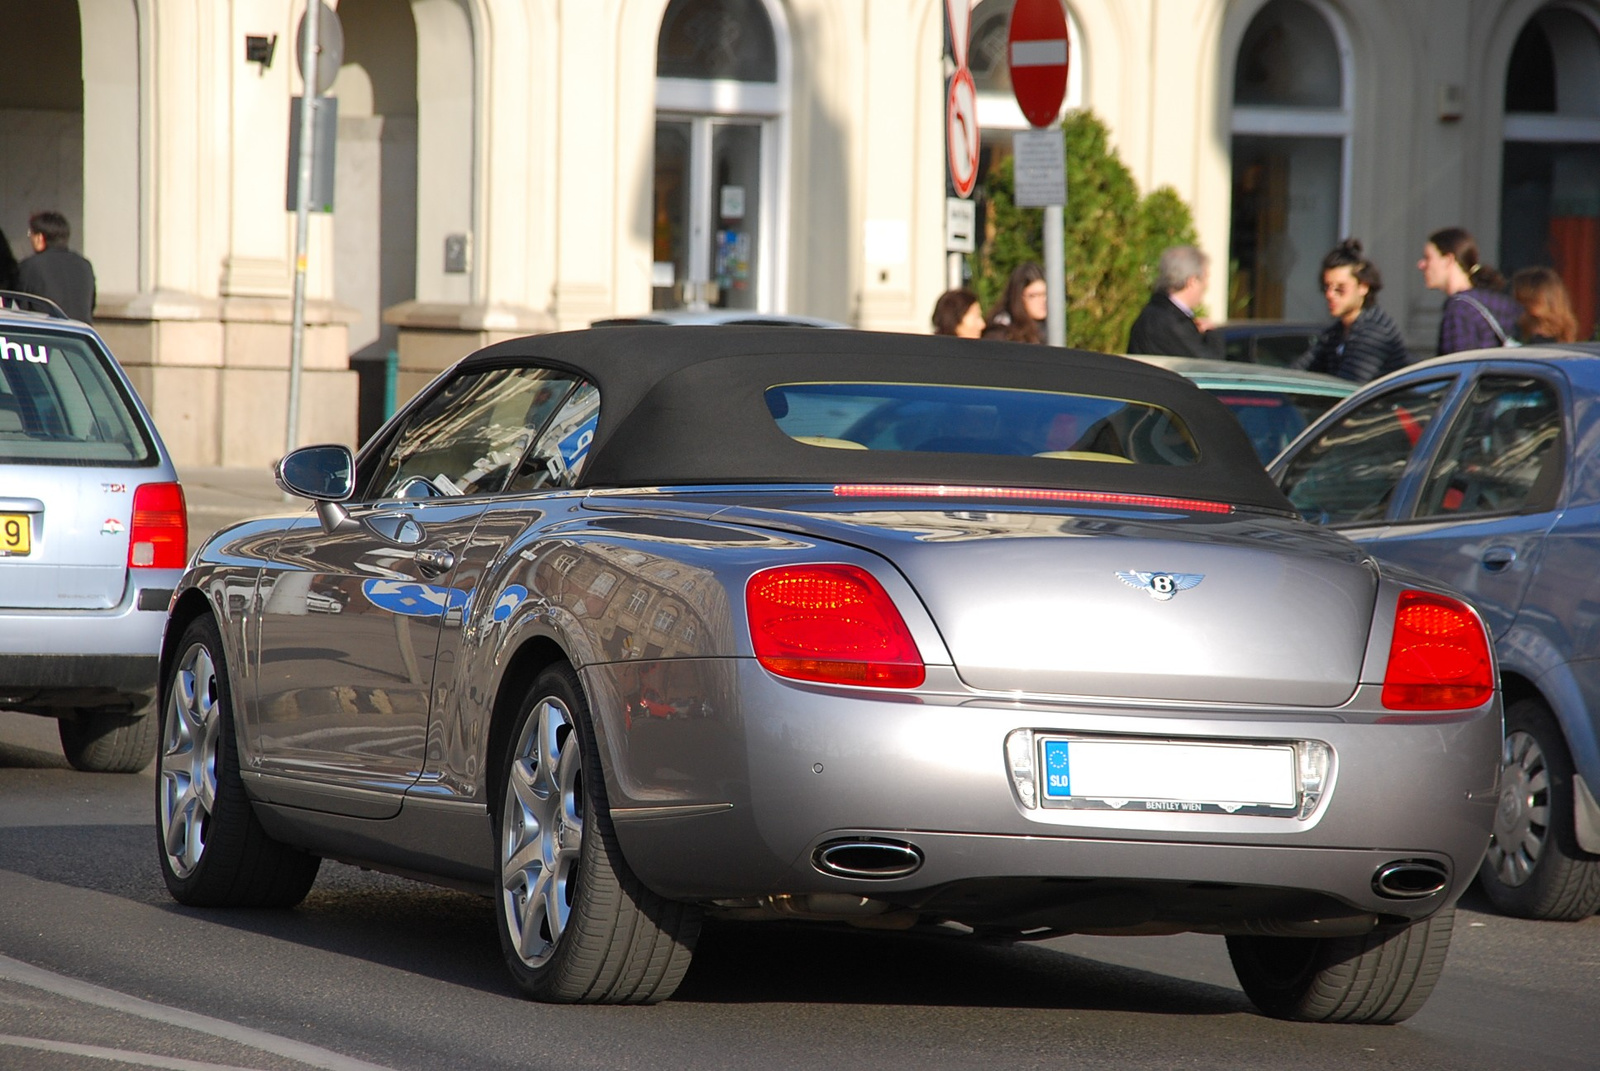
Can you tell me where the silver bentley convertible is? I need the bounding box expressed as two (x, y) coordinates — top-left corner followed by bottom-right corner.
(155, 327), (1500, 1022)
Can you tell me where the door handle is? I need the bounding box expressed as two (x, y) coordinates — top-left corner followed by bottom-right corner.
(1481, 546), (1517, 572)
(415, 547), (455, 577)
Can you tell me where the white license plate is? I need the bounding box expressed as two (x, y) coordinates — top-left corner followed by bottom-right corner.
(1040, 737), (1297, 815)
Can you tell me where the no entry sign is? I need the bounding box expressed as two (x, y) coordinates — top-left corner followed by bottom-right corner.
(1008, 0), (1070, 128)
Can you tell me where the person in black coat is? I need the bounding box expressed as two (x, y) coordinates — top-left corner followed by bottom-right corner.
(1126, 245), (1211, 358)
(17, 210), (96, 322)
(1295, 238), (1409, 383)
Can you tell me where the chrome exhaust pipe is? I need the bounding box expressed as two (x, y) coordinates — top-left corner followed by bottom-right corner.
(812, 839), (924, 879)
(1372, 859), (1449, 899)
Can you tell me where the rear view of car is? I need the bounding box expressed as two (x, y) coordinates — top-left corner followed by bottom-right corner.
(0, 300), (186, 771)
(156, 327), (1500, 1023)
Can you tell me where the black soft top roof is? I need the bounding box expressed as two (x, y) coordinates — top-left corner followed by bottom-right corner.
(463, 326), (1294, 513)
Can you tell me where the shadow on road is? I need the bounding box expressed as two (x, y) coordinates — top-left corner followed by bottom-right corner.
(0, 816), (1249, 1016)
(676, 920), (1250, 1014)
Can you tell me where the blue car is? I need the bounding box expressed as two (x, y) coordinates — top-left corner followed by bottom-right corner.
(1271, 343), (1600, 920)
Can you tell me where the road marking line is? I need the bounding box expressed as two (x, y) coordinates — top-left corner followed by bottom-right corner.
(0, 1033), (268, 1071)
(0, 954), (394, 1071)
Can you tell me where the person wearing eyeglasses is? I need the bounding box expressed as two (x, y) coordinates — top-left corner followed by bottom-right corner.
(1295, 238), (1410, 383)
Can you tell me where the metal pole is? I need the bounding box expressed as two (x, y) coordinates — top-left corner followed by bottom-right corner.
(286, 2), (320, 461)
(1043, 202), (1065, 347)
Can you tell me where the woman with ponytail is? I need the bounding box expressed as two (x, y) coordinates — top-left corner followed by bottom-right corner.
(1418, 226), (1522, 354)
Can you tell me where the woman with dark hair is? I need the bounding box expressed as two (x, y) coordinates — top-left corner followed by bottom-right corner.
(982, 261), (1048, 343)
(1511, 266), (1580, 344)
(1298, 238), (1409, 383)
(930, 288), (985, 338)
(0, 226), (19, 292)
(1418, 226), (1521, 354)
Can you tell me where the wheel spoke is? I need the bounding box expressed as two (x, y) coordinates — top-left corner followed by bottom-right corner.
(536, 701), (565, 796)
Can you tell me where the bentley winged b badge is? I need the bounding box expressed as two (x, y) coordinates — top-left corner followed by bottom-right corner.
(1116, 570), (1204, 601)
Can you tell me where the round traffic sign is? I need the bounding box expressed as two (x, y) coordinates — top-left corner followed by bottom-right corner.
(946, 66), (980, 198)
(295, 0), (345, 97)
(1008, 0), (1070, 128)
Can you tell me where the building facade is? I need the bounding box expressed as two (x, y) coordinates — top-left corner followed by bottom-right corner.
(2, 0), (1595, 466)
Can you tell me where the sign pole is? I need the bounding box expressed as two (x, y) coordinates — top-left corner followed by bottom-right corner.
(1043, 204), (1064, 346)
(285, 3), (321, 462)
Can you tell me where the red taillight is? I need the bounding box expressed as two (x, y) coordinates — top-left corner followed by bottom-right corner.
(129, 482), (188, 569)
(1380, 590), (1493, 711)
(746, 564), (925, 688)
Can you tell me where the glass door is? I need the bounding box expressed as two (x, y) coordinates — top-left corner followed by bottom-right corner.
(710, 122), (762, 310)
(653, 121), (693, 310)
(652, 116), (766, 311)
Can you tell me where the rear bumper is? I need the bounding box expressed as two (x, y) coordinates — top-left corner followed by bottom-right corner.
(0, 581), (174, 714)
(592, 659), (1501, 929)
(0, 654), (161, 715)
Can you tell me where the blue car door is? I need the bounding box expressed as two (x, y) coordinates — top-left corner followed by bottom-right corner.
(1359, 369), (1566, 642)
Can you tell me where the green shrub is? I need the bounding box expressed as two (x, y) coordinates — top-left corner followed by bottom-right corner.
(974, 110), (1198, 353)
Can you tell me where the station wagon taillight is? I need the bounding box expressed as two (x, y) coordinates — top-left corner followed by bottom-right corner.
(1380, 590), (1493, 711)
(746, 564), (925, 688)
(129, 482), (188, 569)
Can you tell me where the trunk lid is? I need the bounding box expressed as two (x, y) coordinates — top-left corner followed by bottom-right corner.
(710, 497), (1378, 707)
(0, 466), (136, 610)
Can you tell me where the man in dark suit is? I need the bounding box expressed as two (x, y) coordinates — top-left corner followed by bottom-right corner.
(18, 210), (96, 322)
(1126, 245), (1211, 358)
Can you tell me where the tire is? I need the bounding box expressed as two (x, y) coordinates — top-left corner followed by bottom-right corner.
(496, 663), (700, 1004)
(1227, 910), (1455, 1024)
(156, 615), (321, 908)
(59, 709), (157, 773)
(1479, 698), (1600, 920)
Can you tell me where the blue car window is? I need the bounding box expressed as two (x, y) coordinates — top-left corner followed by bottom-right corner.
(1279, 379), (1453, 524)
(1415, 375), (1562, 518)
(764, 382), (1199, 466)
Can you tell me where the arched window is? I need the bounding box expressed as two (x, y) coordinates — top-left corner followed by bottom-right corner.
(653, 0), (789, 312)
(1501, 4), (1600, 339)
(1228, 0), (1350, 321)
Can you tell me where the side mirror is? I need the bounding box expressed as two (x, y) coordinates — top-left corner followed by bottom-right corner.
(276, 445), (355, 501)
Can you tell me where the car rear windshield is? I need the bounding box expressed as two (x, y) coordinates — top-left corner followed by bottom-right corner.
(1210, 388), (1345, 463)
(0, 330), (155, 465)
(765, 382), (1199, 465)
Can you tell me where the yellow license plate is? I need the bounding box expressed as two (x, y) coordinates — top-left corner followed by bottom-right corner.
(0, 512), (31, 556)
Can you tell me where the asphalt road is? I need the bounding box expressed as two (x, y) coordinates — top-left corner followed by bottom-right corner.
(2, 711), (1598, 1071)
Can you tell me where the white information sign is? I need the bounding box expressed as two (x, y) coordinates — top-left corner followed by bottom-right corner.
(945, 197), (975, 254)
(1013, 128), (1065, 208)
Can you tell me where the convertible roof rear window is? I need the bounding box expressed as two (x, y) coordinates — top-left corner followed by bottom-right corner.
(455, 327), (1296, 514)
(765, 382), (1199, 466)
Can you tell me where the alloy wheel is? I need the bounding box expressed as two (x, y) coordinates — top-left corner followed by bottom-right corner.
(1485, 730), (1551, 888)
(501, 695), (585, 969)
(159, 642), (223, 878)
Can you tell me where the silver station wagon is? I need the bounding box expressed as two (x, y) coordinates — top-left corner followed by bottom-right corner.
(157, 327), (1499, 1022)
(1273, 343), (1600, 921)
(0, 295), (186, 772)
